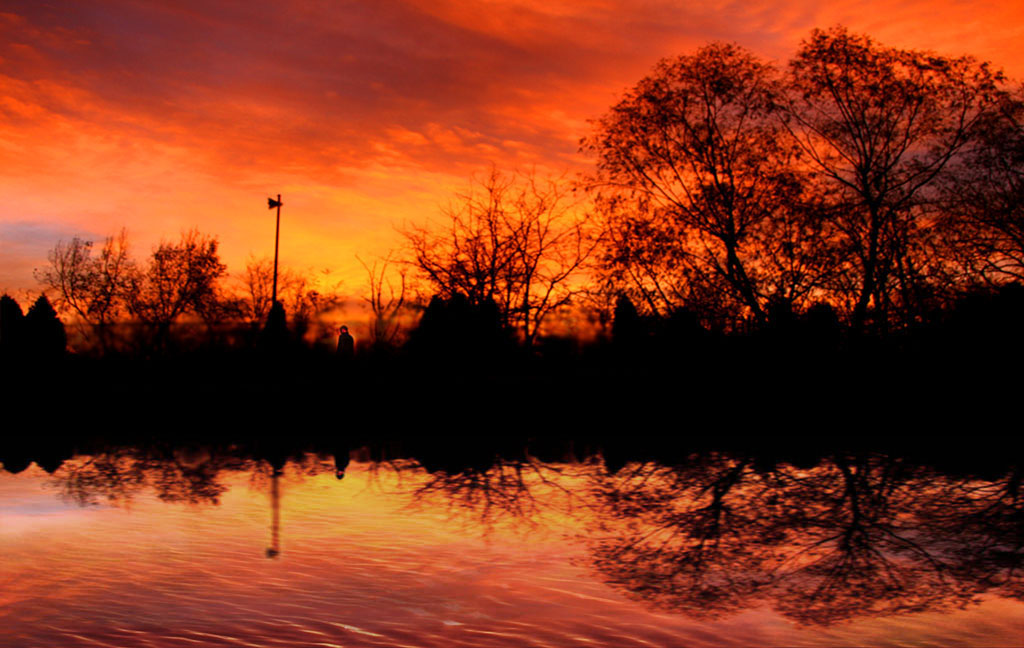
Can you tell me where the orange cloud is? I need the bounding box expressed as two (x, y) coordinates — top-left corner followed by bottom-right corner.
(1, 0), (1022, 297)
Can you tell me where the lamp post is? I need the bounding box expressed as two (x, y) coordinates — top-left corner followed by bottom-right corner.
(268, 194), (283, 305)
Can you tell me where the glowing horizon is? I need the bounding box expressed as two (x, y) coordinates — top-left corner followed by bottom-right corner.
(3, 1), (1023, 300)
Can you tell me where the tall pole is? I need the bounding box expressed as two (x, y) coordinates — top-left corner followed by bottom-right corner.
(272, 193), (281, 306)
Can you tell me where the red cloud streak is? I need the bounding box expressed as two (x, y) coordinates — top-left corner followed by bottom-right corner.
(2, 0), (1022, 293)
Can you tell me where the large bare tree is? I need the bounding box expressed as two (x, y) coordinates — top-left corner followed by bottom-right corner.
(358, 252), (407, 351)
(583, 43), (828, 329)
(128, 229), (227, 346)
(36, 228), (135, 351)
(937, 86), (1024, 284)
(782, 26), (1002, 331)
(403, 167), (596, 346)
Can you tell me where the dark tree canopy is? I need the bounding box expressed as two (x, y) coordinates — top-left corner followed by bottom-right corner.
(783, 26), (1002, 331)
(938, 86), (1024, 284)
(128, 229), (228, 347)
(584, 42), (827, 328)
(406, 293), (512, 366)
(585, 28), (1010, 335)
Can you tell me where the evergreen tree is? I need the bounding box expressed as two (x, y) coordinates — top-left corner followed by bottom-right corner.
(611, 295), (643, 351)
(0, 295), (25, 358)
(407, 293), (511, 366)
(25, 295), (67, 358)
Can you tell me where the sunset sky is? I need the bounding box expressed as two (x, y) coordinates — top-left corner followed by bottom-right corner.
(2, 0), (1023, 298)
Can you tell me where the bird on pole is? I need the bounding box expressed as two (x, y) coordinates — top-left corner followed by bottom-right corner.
(268, 194), (283, 306)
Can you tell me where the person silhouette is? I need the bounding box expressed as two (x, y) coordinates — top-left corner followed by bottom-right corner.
(337, 325), (355, 359)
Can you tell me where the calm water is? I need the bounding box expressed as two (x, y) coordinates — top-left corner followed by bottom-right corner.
(1, 445), (1022, 647)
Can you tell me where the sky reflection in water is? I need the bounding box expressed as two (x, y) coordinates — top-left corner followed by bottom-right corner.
(1, 449), (1022, 647)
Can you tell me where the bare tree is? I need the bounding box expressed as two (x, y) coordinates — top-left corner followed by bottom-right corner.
(238, 257), (343, 339)
(938, 86), (1024, 284)
(35, 228), (134, 351)
(128, 229), (227, 346)
(403, 167), (597, 346)
(782, 26), (1002, 331)
(239, 255), (276, 327)
(286, 269), (343, 340)
(358, 252), (407, 350)
(583, 43), (828, 328)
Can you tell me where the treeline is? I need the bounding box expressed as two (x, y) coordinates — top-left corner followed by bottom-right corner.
(387, 26), (1024, 355)
(15, 228), (343, 356)
(585, 26), (1024, 335)
(6, 26), (1024, 367)
(0, 294), (67, 360)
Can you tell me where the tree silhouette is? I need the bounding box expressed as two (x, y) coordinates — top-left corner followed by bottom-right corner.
(586, 456), (779, 619)
(128, 229), (227, 348)
(585, 453), (1022, 626)
(584, 43), (827, 329)
(388, 443), (587, 532)
(405, 293), (512, 365)
(261, 300), (289, 349)
(52, 446), (248, 507)
(938, 86), (1024, 284)
(611, 294), (644, 355)
(239, 255), (277, 328)
(0, 294), (25, 359)
(403, 167), (596, 346)
(25, 295), (66, 358)
(359, 252), (408, 352)
(922, 464), (1024, 602)
(54, 451), (150, 506)
(783, 26), (1002, 332)
(768, 455), (978, 625)
(35, 229), (134, 352)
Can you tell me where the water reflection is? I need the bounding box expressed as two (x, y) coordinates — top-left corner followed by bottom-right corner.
(389, 453), (586, 531)
(266, 463), (282, 558)
(585, 455), (1001, 625)
(56, 446), (232, 506)
(382, 445), (1024, 627)
(2, 437), (1022, 641)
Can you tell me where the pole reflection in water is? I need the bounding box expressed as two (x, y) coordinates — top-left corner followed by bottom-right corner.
(266, 464), (281, 559)
(0, 442), (1022, 647)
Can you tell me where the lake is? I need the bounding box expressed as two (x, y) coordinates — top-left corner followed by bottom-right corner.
(1, 440), (1022, 647)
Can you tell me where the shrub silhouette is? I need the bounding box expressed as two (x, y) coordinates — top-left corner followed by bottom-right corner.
(261, 300), (289, 350)
(25, 295), (66, 359)
(612, 295), (644, 352)
(0, 295), (25, 358)
(406, 293), (512, 366)
(802, 302), (842, 351)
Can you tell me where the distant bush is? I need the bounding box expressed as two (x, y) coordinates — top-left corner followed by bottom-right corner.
(0, 294), (26, 358)
(26, 295), (66, 359)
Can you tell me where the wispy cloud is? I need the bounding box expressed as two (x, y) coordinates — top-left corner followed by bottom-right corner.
(2, 0), (1022, 291)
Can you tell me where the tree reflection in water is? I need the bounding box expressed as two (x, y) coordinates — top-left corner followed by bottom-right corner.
(587, 455), (775, 619)
(921, 463), (1024, 602)
(54, 446), (241, 506)
(586, 453), (1023, 625)
(23, 441), (1024, 627)
(373, 442), (590, 532)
